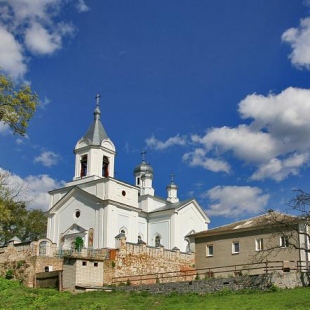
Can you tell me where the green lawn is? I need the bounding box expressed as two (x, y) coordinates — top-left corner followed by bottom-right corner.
(1, 278), (310, 310)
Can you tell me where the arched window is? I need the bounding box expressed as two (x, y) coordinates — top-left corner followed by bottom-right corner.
(39, 241), (48, 256)
(80, 155), (88, 177)
(138, 235), (142, 243)
(155, 235), (161, 247)
(185, 238), (191, 253)
(102, 156), (109, 177)
(119, 226), (127, 237)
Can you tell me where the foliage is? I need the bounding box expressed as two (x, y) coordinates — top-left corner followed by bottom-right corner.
(1, 278), (310, 310)
(75, 236), (84, 251)
(0, 70), (38, 136)
(0, 172), (47, 244)
(5, 269), (13, 280)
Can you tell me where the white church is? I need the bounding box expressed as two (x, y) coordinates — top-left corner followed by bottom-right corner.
(46, 96), (210, 252)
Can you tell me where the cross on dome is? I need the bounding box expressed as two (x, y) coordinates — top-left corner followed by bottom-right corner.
(95, 94), (101, 107)
(141, 150), (147, 162)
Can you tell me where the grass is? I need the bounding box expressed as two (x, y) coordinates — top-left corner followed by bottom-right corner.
(1, 278), (310, 310)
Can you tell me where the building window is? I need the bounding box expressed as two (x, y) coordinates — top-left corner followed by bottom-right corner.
(206, 244), (214, 257)
(155, 235), (161, 247)
(80, 155), (88, 177)
(255, 238), (264, 251)
(39, 241), (48, 256)
(82, 261), (87, 266)
(75, 210), (81, 218)
(102, 156), (109, 177)
(137, 177), (140, 185)
(280, 236), (289, 248)
(232, 241), (239, 254)
(138, 235), (142, 243)
(94, 262), (98, 267)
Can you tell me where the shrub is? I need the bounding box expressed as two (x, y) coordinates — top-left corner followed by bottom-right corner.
(5, 269), (14, 280)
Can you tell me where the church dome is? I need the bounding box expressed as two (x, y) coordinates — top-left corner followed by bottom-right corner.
(134, 160), (154, 175)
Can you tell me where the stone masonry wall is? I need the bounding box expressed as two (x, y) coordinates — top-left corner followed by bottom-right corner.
(0, 240), (62, 288)
(105, 237), (195, 285)
(115, 271), (310, 294)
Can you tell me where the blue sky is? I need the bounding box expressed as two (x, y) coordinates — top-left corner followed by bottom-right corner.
(1, 0), (310, 228)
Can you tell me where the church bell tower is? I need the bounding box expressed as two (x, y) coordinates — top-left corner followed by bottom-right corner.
(73, 94), (116, 181)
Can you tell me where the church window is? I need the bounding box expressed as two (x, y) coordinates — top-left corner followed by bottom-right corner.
(75, 210), (81, 218)
(138, 235), (142, 243)
(39, 241), (48, 256)
(80, 155), (88, 177)
(122, 190), (126, 196)
(155, 235), (161, 247)
(102, 156), (109, 177)
(137, 177), (140, 186)
(185, 238), (191, 253)
(119, 227), (127, 236)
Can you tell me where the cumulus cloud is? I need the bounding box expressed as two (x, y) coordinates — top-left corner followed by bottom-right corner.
(146, 134), (187, 150)
(183, 148), (230, 173)
(250, 153), (309, 182)
(204, 186), (269, 217)
(190, 87), (310, 181)
(0, 26), (26, 79)
(0, 0), (87, 79)
(0, 168), (64, 211)
(282, 17), (310, 69)
(34, 151), (60, 167)
(24, 21), (74, 55)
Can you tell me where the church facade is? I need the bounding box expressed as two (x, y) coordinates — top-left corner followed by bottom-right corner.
(46, 97), (210, 252)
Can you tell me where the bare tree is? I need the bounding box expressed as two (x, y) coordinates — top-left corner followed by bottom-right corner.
(252, 191), (310, 270)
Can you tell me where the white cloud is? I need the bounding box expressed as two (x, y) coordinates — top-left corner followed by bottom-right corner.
(190, 87), (310, 180)
(0, 168), (64, 211)
(0, 0), (81, 80)
(25, 22), (62, 55)
(146, 134), (187, 150)
(76, 0), (90, 12)
(0, 122), (11, 135)
(183, 148), (230, 173)
(34, 151), (60, 167)
(0, 26), (27, 79)
(204, 186), (269, 217)
(282, 17), (310, 69)
(196, 125), (279, 163)
(250, 153), (309, 182)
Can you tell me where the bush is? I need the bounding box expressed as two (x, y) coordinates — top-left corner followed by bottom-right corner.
(5, 269), (14, 280)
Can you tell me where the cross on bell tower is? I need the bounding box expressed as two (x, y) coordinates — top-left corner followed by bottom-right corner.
(95, 93), (101, 106)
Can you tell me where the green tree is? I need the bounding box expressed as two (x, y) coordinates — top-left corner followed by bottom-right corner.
(0, 172), (47, 244)
(0, 70), (38, 136)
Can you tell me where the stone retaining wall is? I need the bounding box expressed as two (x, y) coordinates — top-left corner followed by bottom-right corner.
(114, 272), (310, 294)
